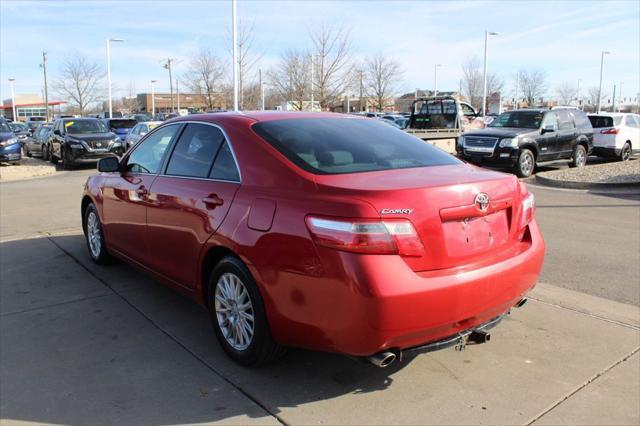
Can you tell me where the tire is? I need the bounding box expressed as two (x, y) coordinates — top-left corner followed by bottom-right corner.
(50, 146), (59, 165)
(620, 142), (631, 162)
(207, 256), (285, 366)
(42, 145), (49, 161)
(26, 147), (32, 157)
(515, 149), (535, 178)
(83, 203), (112, 265)
(569, 145), (587, 168)
(62, 147), (74, 170)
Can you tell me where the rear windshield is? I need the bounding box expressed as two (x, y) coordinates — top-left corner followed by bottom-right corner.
(64, 120), (108, 134)
(107, 119), (137, 129)
(28, 117), (46, 122)
(252, 117), (460, 175)
(489, 111), (544, 129)
(589, 115), (621, 128)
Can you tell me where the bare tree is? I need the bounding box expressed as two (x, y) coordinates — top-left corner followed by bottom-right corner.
(586, 86), (608, 111)
(461, 57), (503, 111)
(182, 48), (226, 110)
(225, 20), (262, 110)
(518, 69), (547, 106)
(268, 49), (310, 111)
(363, 53), (403, 112)
(54, 53), (104, 116)
(556, 82), (579, 105)
(309, 23), (353, 110)
(120, 81), (142, 113)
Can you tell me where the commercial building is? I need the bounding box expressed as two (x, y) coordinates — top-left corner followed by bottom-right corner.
(135, 92), (227, 113)
(0, 94), (65, 121)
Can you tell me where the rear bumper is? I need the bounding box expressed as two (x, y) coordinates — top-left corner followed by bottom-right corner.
(269, 220), (545, 356)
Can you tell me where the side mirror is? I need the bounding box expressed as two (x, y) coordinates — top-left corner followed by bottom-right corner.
(53, 129), (61, 136)
(542, 124), (556, 134)
(97, 156), (121, 173)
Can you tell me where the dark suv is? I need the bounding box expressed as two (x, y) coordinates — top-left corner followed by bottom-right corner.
(49, 118), (124, 169)
(457, 109), (593, 177)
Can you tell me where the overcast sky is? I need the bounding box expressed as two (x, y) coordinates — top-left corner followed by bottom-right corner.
(1, 0), (638, 103)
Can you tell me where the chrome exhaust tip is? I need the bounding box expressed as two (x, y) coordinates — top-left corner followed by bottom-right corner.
(367, 351), (397, 368)
(515, 297), (528, 308)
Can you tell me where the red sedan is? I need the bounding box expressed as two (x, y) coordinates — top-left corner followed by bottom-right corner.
(82, 112), (544, 367)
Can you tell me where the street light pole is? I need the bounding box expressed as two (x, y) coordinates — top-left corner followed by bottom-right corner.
(150, 80), (156, 117)
(597, 51), (610, 114)
(8, 78), (16, 121)
(577, 78), (582, 109)
(176, 78), (180, 112)
(163, 58), (174, 112)
(434, 64), (442, 96)
(106, 37), (125, 118)
(41, 52), (49, 121)
(231, 0), (239, 111)
(482, 31), (499, 117)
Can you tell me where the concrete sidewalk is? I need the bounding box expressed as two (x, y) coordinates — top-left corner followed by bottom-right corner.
(1, 232), (638, 425)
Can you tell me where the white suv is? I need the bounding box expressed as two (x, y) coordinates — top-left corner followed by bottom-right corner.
(588, 113), (639, 161)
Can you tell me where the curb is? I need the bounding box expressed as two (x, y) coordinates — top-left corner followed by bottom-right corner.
(534, 174), (640, 190)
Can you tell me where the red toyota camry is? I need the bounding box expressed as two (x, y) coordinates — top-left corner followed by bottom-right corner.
(82, 112), (544, 367)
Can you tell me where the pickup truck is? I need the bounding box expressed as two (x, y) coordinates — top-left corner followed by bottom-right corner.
(406, 96), (484, 153)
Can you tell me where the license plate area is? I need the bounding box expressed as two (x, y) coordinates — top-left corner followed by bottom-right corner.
(442, 210), (510, 258)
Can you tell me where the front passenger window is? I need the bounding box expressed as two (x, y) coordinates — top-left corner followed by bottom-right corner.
(126, 124), (180, 174)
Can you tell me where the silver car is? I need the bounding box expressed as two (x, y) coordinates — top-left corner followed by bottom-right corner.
(124, 121), (162, 151)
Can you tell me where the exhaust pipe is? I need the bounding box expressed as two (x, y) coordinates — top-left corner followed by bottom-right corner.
(367, 351), (397, 368)
(515, 297), (528, 308)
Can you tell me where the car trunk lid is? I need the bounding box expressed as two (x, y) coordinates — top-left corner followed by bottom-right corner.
(313, 163), (523, 272)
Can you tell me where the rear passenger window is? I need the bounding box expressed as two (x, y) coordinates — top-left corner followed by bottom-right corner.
(166, 124), (224, 178)
(557, 111), (575, 130)
(625, 115), (638, 128)
(210, 142), (240, 182)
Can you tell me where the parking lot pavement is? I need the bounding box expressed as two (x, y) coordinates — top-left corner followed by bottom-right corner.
(1, 171), (639, 425)
(1, 231), (638, 425)
(0, 236), (278, 426)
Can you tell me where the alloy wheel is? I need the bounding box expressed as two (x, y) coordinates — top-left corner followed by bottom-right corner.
(214, 272), (255, 351)
(520, 153), (533, 176)
(86, 211), (102, 258)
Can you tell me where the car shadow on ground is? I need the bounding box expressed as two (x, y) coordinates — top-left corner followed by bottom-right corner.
(1, 234), (416, 425)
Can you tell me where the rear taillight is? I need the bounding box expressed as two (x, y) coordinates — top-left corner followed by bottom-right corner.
(517, 192), (535, 240)
(600, 128), (619, 134)
(305, 216), (424, 257)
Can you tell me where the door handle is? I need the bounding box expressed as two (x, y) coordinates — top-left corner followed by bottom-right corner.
(135, 186), (148, 198)
(202, 194), (224, 208)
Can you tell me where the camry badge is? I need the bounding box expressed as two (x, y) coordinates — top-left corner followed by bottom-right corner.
(381, 208), (414, 215)
(474, 193), (490, 212)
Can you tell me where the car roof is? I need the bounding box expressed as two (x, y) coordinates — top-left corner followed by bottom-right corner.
(168, 111), (365, 126)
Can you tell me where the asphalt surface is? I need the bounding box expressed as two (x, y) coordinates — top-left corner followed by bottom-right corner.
(1, 163), (639, 425)
(2, 165), (638, 305)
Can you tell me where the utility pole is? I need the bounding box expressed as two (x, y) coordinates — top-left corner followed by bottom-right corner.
(231, 0), (238, 111)
(597, 51), (610, 113)
(612, 84), (616, 113)
(163, 58), (174, 112)
(176, 78), (180, 112)
(577, 78), (582, 110)
(40, 52), (49, 121)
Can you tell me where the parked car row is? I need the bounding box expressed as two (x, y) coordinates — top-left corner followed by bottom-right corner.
(456, 109), (639, 177)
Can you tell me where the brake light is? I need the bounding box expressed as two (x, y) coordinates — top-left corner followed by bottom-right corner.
(305, 216), (424, 257)
(600, 128), (619, 134)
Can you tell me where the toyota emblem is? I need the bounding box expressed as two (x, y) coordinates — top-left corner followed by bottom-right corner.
(474, 193), (490, 212)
